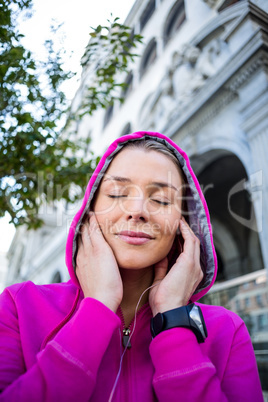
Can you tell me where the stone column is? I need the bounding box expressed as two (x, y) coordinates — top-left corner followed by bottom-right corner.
(245, 126), (268, 270)
(239, 64), (268, 270)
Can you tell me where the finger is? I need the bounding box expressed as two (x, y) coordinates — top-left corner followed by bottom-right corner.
(81, 220), (92, 246)
(87, 212), (105, 247)
(181, 220), (203, 282)
(179, 218), (196, 256)
(153, 257), (168, 283)
(181, 216), (196, 238)
(194, 240), (203, 282)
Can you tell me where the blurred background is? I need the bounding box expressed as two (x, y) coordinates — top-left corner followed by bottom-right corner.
(1, 0), (268, 395)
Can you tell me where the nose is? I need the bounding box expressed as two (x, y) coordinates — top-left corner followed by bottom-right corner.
(123, 195), (149, 222)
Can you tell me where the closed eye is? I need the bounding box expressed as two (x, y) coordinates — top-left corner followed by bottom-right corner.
(108, 195), (127, 198)
(152, 199), (170, 206)
(107, 195), (170, 205)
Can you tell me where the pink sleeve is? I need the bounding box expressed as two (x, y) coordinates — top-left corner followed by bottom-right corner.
(0, 290), (120, 402)
(221, 316), (263, 401)
(149, 322), (263, 402)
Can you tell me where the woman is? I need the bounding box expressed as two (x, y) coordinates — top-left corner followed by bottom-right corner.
(0, 131), (263, 401)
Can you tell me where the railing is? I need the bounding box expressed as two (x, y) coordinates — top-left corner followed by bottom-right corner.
(200, 269), (268, 392)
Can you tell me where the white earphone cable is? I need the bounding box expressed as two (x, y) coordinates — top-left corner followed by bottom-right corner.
(108, 282), (158, 402)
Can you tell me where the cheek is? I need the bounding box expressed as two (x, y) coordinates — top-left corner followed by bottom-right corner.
(94, 208), (122, 240)
(94, 195), (121, 222)
(159, 213), (180, 239)
(101, 194), (133, 215)
(94, 199), (115, 216)
(159, 218), (180, 265)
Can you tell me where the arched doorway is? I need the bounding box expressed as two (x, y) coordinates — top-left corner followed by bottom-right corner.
(192, 150), (263, 283)
(51, 271), (62, 284)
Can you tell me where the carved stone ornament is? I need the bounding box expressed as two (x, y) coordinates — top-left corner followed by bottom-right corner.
(138, 67), (176, 131)
(138, 39), (225, 131)
(203, 0), (219, 8)
(170, 44), (207, 112)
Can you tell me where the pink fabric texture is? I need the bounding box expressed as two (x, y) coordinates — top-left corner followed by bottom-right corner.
(0, 132), (263, 401)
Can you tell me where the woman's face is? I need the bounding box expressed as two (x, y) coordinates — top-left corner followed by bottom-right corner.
(93, 148), (183, 270)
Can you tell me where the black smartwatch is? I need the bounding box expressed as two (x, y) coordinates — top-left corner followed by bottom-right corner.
(150, 303), (207, 343)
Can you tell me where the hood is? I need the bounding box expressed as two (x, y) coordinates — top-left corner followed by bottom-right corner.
(65, 131), (217, 302)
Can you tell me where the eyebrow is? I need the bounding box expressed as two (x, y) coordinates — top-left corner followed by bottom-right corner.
(103, 176), (178, 191)
(103, 176), (131, 183)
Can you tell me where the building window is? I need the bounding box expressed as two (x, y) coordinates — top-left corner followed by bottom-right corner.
(140, 38), (157, 78)
(245, 297), (251, 308)
(125, 29), (135, 51)
(121, 72), (133, 100)
(103, 104), (114, 129)
(120, 123), (132, 137)
(258, 314), (268, 331)
(256, 294), (263, 307)
(140, 0), (156, 31)
(218, 0), (242, 12)
(163, 0), (185, 45)
(51, 271), (62, 283)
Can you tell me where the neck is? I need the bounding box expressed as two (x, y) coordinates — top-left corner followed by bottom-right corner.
(119, 266), (153, 327)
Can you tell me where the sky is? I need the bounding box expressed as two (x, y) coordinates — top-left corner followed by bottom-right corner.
(0, 0), (136, 253)
(20, 0), (137, 100)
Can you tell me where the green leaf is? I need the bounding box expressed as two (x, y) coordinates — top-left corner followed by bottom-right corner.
(0, 9), (143, 229)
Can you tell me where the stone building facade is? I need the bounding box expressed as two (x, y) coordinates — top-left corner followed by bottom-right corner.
(6, 0), (268, 392)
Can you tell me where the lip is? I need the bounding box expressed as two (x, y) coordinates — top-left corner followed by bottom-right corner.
(116, 230), (154, 245)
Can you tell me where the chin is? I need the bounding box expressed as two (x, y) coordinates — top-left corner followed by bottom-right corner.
(115, 252), (164, 270)
(109, 240), (170, 270)
(116, 257), (152, 270)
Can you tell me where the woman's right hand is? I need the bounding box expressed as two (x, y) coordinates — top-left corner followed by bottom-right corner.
(76, 212), (123, 313)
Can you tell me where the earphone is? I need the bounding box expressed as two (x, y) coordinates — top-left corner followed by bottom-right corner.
(108, 282), (159, 402)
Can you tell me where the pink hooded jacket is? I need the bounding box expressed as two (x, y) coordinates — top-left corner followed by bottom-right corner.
(0, 132), (263, 401)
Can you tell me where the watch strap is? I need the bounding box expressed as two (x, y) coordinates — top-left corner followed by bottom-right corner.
(151, 303), (207, 343)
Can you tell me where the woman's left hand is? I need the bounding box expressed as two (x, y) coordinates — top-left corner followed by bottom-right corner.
(149, 217), (203, 317)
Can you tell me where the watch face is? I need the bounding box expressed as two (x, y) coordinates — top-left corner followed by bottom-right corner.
(189, 305), (207, 340)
